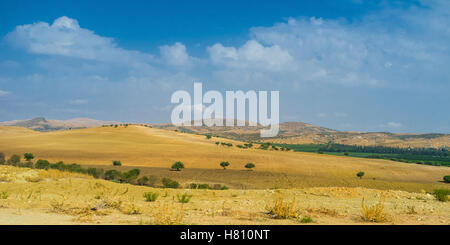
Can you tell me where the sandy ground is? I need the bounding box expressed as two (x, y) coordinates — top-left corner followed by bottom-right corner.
(0, 166), (449, 225)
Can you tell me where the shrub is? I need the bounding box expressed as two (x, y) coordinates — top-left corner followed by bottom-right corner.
(361, 196), (386, 222)
(300, 216), (314, 223)
(7, 154), (21, 166)
(206, 134), (212, 139)
(177, 193), (193, 203)
(104, 170), (122, 181)
(220, 161), (230, 170)
(146, 176), (158, 187)
(357, 171), (365, 179)
(18, 161), (33, 168)
(87, 168), (103, 178)
(343, 152), (349, 156)
(162, 178), (179, 188)
(49, 161), (66, 171)
(245, 163), (255, 170)
(143, 192), (159, 202)
(189, 183), (198, 189)
(121, 169), (141, 183)
(35, 159), (50, 170)
(433, 189), (449, 202)
(68, 163), (83, 173)
(137, 176), (149, 185)
(266, 198), (297, 219)
(215, 142), (220, 145)
(197, 183), (210, 189)
(212, 184), (229, 190)
(24, 153), (35, 161)
(444, 176), (450, 183)
(0, 191), (8, 199)
(171, 161), (184, 171)
(0, 152), (5, 165)
(112, 160), (122, 166)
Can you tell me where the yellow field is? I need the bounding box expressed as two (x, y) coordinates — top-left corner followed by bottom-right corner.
(0, 125), (449, 192)
(0, 165), (448, 225)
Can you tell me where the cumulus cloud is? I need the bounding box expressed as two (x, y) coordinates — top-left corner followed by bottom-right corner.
(160, 42), (191, 66)
(205, 0), (450, 87)
(5, 16), (153, 64)
(208, 40), (294, 71)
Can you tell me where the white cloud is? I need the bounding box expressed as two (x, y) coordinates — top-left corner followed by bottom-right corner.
(208, 40), (294, 71)
(379, 122), (403, 128)
(6, 16), (153, 64)
(159, 42), (191, 66)
(69, 99), (88, 105)
(0, 90), (10, 96)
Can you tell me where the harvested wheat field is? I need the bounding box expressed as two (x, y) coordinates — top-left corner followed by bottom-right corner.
(0, 166), (448, 225)
(0, 125), (449, 192)
(0, 125), (449, 225)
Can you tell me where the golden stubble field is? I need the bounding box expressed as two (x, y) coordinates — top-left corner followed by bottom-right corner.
(0, 125), (449, 192)
(0, 166), (449, 225)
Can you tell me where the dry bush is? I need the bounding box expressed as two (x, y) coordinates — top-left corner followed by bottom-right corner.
(25, 175), (42, 183)
(0, 191), (9, 199)
(152, 203), (184, 225)
(406, 205), (417, 214)
(0, 172), (12, 182)
(266, 197), (298, 219)
(120, 201), (142, 215)
(361, 195), (387, 222)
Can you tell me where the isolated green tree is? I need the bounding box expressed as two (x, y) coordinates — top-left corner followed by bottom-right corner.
(112, 160), (122, 166)
(220, 161), (230, 170)
(357, 171), (365, 179)
(245, 163), (255, 170)
(24, 153), (35, 162)
(171, 161), (185, 171)
(444, 175), (450, 183)
(206, 134), (212, 139)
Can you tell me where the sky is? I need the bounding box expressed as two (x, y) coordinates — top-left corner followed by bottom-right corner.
(0, 0), (449, 133)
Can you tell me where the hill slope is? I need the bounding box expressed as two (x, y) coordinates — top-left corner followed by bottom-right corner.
(153, 122), (450, 148)
(0, 125), (448, 192)
(1, 165), (448, 225)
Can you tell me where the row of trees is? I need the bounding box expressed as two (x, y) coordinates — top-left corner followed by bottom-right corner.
(166, 160), (255, 171)
(318, 143), (449, 156)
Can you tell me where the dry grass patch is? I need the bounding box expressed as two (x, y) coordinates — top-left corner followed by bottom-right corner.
(361, 195), (387, 222)
(266, 197), (298, 219)
(152, 202), (185, 225)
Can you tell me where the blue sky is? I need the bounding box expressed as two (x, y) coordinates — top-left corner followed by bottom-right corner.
(0, 0), (449, 133)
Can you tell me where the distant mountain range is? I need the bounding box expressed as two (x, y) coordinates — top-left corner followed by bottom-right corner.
(1, 117), (449, 148)
(0, 117), (121, 131)
(152, 120), (450, 148)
